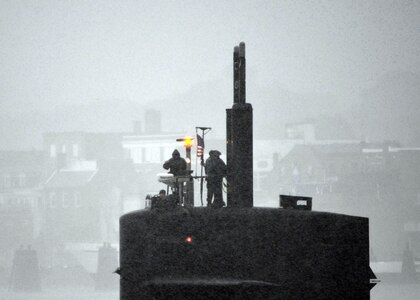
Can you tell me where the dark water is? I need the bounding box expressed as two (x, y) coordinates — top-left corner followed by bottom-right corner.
(1, 283), (419, 300)
(0, 287), (118, 300)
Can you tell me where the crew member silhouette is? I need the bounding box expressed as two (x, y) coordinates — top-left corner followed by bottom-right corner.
(163, 149), (187, 176)
(204, 150), (227, 207)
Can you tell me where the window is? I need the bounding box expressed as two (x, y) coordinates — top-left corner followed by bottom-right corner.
(19, 173), (26, 187)
(62, 192), (69, 208)
(62, 144), (66, 154)
(307, 166), (313, 176)
(4, 175), (11, 188)
(254, 172), (265, 191)
(160, 147), (165, 162)
(72, 144), (79, 157)
(11, 176), (19, 187)
(50, 144), (56, 158)
(130, 148), (143, 164)
(151, 146), (161, 163)
(49, 192), (56, 208)
(37, 197), (43, 208)
(74, 192), (81, 208)
(280, 166), (285, 177)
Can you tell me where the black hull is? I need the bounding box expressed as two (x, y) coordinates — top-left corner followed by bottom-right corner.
(120, 207), (372, 299)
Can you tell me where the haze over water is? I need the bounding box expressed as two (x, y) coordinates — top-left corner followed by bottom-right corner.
(1, 1), (419, 299)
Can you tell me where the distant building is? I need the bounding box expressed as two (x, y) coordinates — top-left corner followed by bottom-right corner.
(285, 122), (316, 142)
(396, 149), (420, 261)
(42, 159), (137, 243)
(252, 138), (360, 205)
(123, 133), (184, 165)
(263, 141), (420, 260)
(43, 132), (125, 174)
(0, 151), (44, 258)
(40, 129), (141, 245)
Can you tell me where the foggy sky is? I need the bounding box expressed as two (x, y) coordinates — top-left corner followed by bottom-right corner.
(1, 3), (420, 298)
(1, 0), (420, 146)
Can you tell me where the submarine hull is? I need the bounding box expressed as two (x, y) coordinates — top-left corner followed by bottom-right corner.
(120, 207), (371, 299)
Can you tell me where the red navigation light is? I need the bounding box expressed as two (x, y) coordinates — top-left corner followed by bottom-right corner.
(185, 236), (193, 243)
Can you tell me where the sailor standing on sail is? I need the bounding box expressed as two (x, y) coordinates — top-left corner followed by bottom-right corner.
(163, 149), (187, 176)
(203, 150), (227, 207)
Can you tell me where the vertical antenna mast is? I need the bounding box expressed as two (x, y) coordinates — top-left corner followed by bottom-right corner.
(226, 42), (253, 207)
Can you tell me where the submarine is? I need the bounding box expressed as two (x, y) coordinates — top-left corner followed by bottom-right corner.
(119, 42), (377, 299)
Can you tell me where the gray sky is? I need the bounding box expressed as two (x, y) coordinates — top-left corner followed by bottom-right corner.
(1, 0), (419, 106)
(1, 0), (419, 146)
